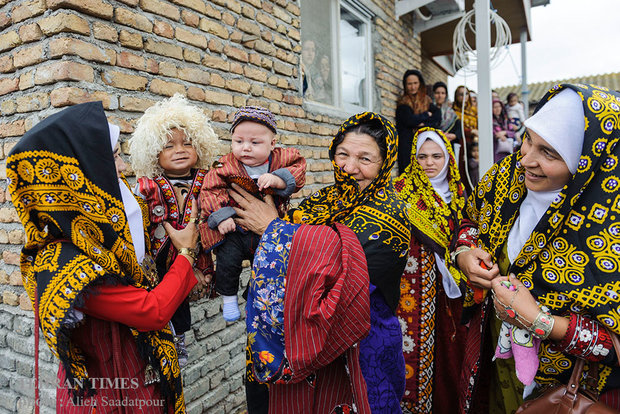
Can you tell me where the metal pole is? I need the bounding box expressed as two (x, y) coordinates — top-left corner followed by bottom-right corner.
(475, 0), (493, 176)
(520, 27), (529, 116)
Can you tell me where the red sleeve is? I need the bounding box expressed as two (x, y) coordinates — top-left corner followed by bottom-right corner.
(282, 148), (306, 192)
(80, 256), (197, 332)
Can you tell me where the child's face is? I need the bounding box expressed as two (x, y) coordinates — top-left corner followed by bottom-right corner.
(509, 96), (519, 106)
(471, 146), (479, 161)
(158, 128), (198, 177)
(231, 121), (276, 167)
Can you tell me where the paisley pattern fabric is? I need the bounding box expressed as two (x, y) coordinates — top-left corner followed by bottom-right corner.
(6, 102), (185, 412)
(463, 84), (620, 389)
(286, 111), (411, 311)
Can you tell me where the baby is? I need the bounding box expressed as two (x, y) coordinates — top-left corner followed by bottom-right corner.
(130, 93), (219, 366)
(199, 106), (306, 321)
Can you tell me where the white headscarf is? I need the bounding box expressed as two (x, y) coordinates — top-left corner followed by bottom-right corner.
(416, 130), (451, 204)
(416, 130), (461, 298)
(109, 123), (145, 264)
(507, 89), (585, 262)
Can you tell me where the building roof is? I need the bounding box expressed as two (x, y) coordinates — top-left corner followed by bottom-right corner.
(495, 72), (620, 105)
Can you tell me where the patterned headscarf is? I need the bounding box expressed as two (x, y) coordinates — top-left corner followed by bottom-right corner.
(6, 102), (185, 412)
(286, 112), (411, 311)
(395, 127), (466, 285)
(464, 84), (620, 384)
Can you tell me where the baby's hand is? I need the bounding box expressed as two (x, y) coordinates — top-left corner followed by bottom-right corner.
(257, 173), (286, 190)
(217, 217), (236, 235)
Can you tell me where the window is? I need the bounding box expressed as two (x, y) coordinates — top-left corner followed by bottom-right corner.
(300, 0), (373, 113)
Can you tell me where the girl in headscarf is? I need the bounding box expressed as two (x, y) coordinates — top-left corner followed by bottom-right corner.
(453, 84), (620, 412)
(7, 102), (203, 413)
(394, 128), (468, 413)
(452, 85), (478, 144)
(396, 69), (441, 174)
(231, 112), (411, 413)
(492, 98), (517, 163)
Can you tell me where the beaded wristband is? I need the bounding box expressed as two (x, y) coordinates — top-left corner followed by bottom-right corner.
(530, 309), (555, 340)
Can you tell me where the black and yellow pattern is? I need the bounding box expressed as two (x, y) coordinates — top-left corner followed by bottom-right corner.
(465, 84), (620, 387)
(286, 112), (411, 311)
(6, 102), (185, 412)
(395, 127), (466, 286)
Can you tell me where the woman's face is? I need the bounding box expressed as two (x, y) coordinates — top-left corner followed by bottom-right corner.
(520, 129), (572, 192)
(434, 87), (447, 106)
(405, 74), (420, 96)
(493, 101), (503, 117)
(113, 143), (127, 178)
(455, 87), (467, 105)
(416, 139), (445, 179)
(334, 131), (383, 191)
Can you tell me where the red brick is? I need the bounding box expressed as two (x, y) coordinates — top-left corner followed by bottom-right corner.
(38, 12), (90, 36)
(204, 90), (233, 106)
(16, 92), (49, 113)
(199, 18), (229, 39)
(0, 120), (25, 137)
(0, 78), (19, 96)
(49, 38), (115, 65)
(187, 86), (205, 102)
(183, 49), (201, 63)
(35, 61), (94, 85)
(116, 51), (146, 71)
(146, 58), (159, 73)
(223, 45), (248, 62)
(144, 39), (183, 60)
(107, 116), (134, 133)
(47, 0), (114, 19)
(19, 293), (32, 311)
(149, 78), (185, 96)
(50, 87), (114, 108)
(19, 71), (34, 90)
(101, 70), (148, 91)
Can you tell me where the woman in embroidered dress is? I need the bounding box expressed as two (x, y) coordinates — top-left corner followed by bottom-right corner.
(394, 128), (468, 413)
(232, 112), (411, 413)
(453, 84), (620, 413)
(396, 69), (441, 174)
(7, 102), (205, 413)
(452, 85), (478, 144)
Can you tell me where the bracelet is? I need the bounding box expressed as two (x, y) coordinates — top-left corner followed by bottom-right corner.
(450, 245), (472, 263)
(178, 247), (197, 261)
(530, 309), (555, 340)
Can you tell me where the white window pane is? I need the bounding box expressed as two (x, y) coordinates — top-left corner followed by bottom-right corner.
(340, 7), (367, 108)
(300, 0), (335, 105)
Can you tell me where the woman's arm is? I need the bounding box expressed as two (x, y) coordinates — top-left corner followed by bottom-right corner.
(80, 255), (197, 332)
(396, 105), (430, 129)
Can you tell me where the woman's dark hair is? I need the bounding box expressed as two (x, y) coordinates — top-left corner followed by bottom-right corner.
(402, 69), (425, 92)
(432, 81), (448, 93)
(331, 118), (388, 161)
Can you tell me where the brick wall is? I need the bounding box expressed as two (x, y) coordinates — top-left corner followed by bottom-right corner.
(0, 0), (438, 412)
(421, 52), (449, 92)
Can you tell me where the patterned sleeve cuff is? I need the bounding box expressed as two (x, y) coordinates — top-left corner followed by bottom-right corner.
(455, 219), (479, 249)
(550, 313), (614, 362)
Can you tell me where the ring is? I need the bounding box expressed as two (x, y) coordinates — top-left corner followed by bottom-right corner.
(187, 217), (199, 224)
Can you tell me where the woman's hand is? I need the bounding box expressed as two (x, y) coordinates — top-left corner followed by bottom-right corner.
(491, 274), (539, 329)
(163, 201), (198, 251)
(496, 131), (507, 140)
(229, 183), (278, 235)
(446, 132), (457, 142)
(456, 247), (499, 289)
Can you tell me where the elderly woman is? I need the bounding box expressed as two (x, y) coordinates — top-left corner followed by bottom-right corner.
(7, 102), (204, 413)
(394, 128), (468, 413)
(396, 69), (440, 174)
(232, 112), (411, 413)
(453, 84), (620, 412)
